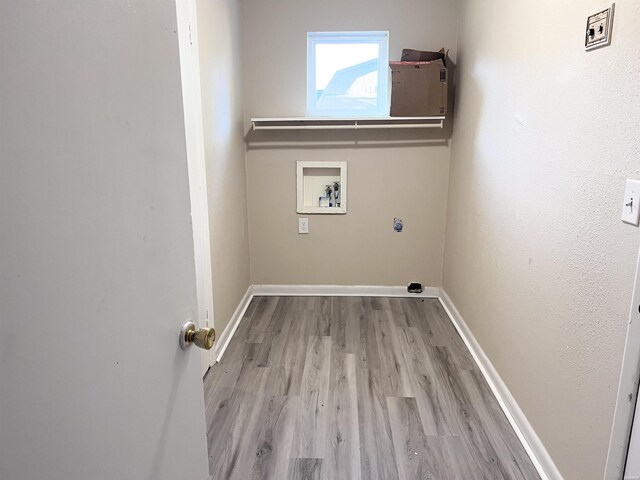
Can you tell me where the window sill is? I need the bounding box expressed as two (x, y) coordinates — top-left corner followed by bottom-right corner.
(250, 116), (445, 131)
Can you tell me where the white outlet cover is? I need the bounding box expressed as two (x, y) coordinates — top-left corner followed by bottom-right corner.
(622, 180), (640, 226)
(298, 217), (309, 234)
(585, 4), (614, 51)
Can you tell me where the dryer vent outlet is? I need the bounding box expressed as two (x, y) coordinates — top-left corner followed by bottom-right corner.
(407, 282), (423, 294)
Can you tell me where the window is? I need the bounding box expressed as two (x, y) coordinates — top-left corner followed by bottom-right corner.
(307, 31), (389, 118)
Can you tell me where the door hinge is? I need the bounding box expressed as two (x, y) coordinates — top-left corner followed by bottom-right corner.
(188, 23), (193, 45)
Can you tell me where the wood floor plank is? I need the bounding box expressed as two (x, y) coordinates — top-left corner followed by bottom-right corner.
(364, 296), (388, 312)
(231, 343), (263, 393)
(402, 297), (478, 371)
(301, 296), (320, 311)
(209, 366), (269, 479)
(315, 297), (332, 337)
(396, 297), (475, 371)
(273, 309), (314, 396)
(331, 296), (362, 355)
(398, 297), (427, 330)
(421, 300), (464, 348)
(206, 385), (235, 467)
(447, 341), (477, 371)
(267, 297), (294, 334)
(396, 326), (449, 436)
(440, 436), (481, 480)
(428, 345), (512, 479)
(223, 303), (256, 348)
(247, 330), (266, 343)
(256, 304), (293, 368)
(243, 295), (261, 319)
(356, 367), (400, 480)
(358, 306), (381, 369)
(204, 341), (262, 443)
(388, 297), (411, 328)
(287, 458), (322, 480)
(254, 329), (275, 367)
(291, 336), (331, 458)
(248, 296), (279, 337)
(374, 310), (413, 397)
(461, 369), (541, 480)
(402, 298), (459, 349)
(330, 297), (347, 354)
(387, 396), (438, 480)
(204, 296), (540, 480)
(204, 357), (243, 395)
(322, 353), (361, 480)
(249, 395), (299, 480)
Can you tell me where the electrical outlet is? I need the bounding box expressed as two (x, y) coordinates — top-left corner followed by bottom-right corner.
(298, 217), (309, 234)
(622, 180), (640, 226)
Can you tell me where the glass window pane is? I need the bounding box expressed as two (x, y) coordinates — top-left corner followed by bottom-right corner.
(315, 44), (379, 89)
(308, 32), (388, 117)
(314, 44), (379, 114)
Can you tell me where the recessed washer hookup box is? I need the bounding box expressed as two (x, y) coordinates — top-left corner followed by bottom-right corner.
(389, 48), (448, 117)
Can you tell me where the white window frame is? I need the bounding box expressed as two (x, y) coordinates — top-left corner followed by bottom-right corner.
(307, 31), (389, 118)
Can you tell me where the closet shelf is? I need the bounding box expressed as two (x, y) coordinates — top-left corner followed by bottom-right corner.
(250, 116), (445, 131)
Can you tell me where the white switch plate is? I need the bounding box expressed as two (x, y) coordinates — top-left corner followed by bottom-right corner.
(298, 217), (309, 234)
(622, 180), (640, 226)
(585, 4), (614, 51)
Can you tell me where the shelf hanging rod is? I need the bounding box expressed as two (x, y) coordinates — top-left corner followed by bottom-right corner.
(252, 120), (444, 131)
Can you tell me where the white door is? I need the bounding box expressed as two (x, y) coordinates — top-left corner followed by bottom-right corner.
(625, 247), (640, 478)
(607, 240), (640, 479)
(625, 391), (640, 478)
(0, 2), (209, 480)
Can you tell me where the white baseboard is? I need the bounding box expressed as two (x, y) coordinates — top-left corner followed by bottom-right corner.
(212, 285), (254, 363)
(251, 284), (440, 298)
(438, 289), (563, 480)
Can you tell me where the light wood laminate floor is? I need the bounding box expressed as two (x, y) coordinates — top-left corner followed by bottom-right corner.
(204, 296), (540, 480)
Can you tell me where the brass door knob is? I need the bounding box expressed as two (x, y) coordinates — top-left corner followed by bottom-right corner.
(179, 322), (216, 351)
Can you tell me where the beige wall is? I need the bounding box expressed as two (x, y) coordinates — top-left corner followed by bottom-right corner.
(241, 0), (460, 286)
(197, 0), (251, 334)
(443, 1), (640, 478)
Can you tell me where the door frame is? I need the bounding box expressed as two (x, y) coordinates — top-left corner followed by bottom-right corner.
(605, 245), (640, 479)
(175, 0), (215, 374)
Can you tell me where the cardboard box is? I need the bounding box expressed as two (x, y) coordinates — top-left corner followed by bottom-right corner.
(401, 48), (445, 63)
(389, 49), (448, 117)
